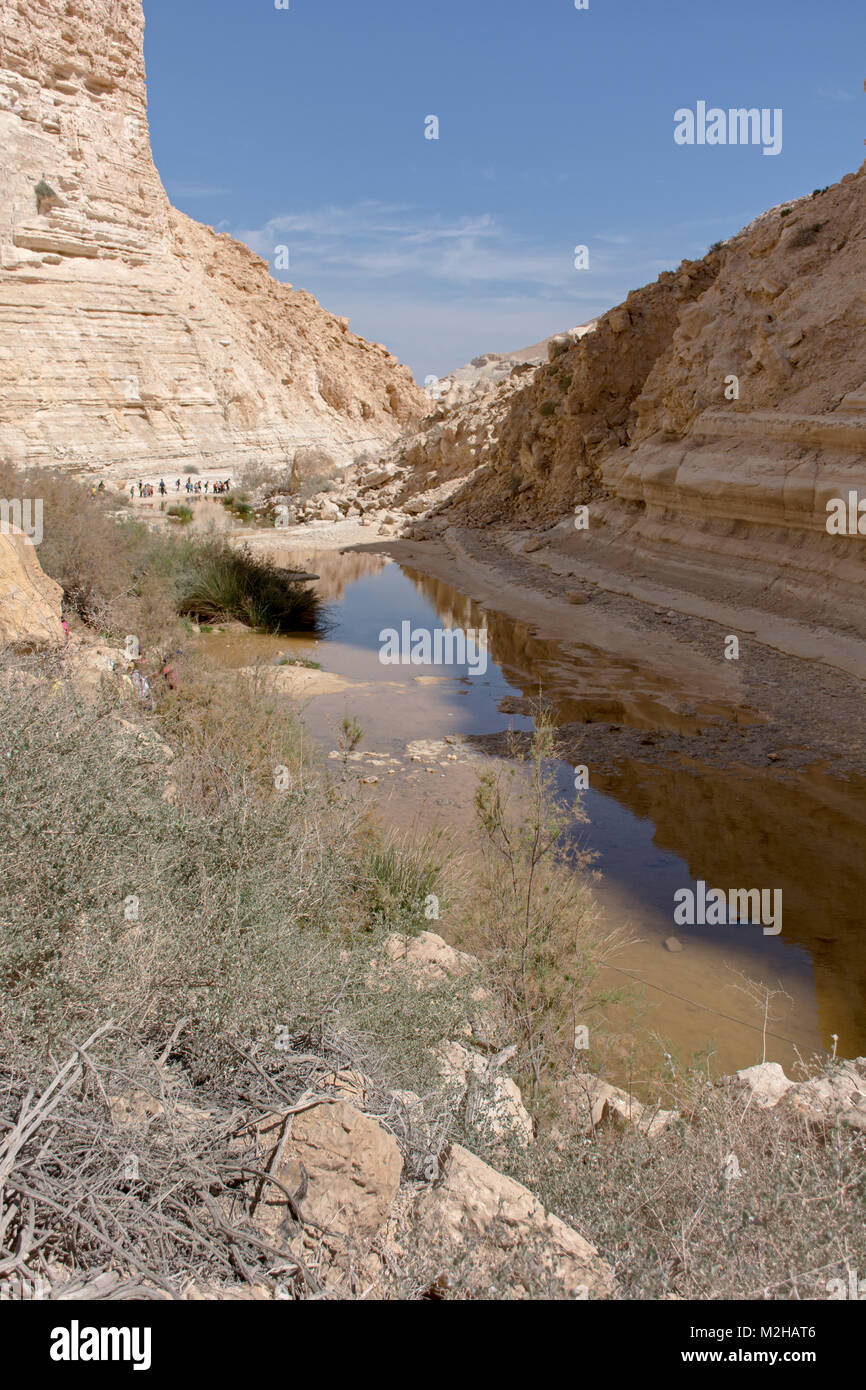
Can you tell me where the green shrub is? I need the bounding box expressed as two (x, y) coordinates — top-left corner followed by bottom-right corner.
(176, 543), (322, 632)
(221, 491), (255, 521)
(360, 828), (447, 934)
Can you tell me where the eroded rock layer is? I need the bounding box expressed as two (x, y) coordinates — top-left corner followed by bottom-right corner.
(0, 0), (424, 476)
(394, 166), (866, 637)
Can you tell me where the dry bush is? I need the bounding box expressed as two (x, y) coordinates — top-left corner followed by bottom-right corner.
(0, 651), (476, 1296)
(0, 460), (177, 641)
(463, 714), (628, 1099)
(509, 1069), (866, 1301)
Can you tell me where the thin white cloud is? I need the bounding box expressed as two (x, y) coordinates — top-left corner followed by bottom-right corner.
(236, 202), (579, 288)
(230, 200), (705, 377)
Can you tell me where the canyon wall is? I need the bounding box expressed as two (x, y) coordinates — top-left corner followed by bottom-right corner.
(0, 0), (424, 478)
(395, 165), (866, 635)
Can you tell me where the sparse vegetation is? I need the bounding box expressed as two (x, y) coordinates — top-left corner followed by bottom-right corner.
(466, 715), (627, 1099)
(221, 490), (255, 521)
(361, 828), (447, 935)
(789, 221), (825, 249)
(513, 1063), (866, 1301)
(0, 462), (323, 639)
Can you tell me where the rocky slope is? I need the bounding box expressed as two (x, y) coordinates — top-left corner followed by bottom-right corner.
(0, 0), (424, 480)
(385, 165), (866, 640)
(0, 524), (63, 647)
(430, 322), (596, 401)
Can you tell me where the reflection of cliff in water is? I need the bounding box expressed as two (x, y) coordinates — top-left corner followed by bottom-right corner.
(589, 756), (866, 1056)
(400, 564), (866, 1057)
(401, 566), (754, 733)
(267, 547), (387, 601)
(590, 758), (866, 1059)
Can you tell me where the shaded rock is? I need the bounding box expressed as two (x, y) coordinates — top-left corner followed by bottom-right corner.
(437, 1041), (534, 1150)
(414, 1144), (614, 1298)
(0, 526), (63, 648)
(247, 1100), (402, 1259)
(721, 1061), (794, 1108)
(563, 1073), (679, 1139)
(782, 1059), (866, 1132)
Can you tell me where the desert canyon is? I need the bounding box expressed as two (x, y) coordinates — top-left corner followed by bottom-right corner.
(1, 0), (865, 1311)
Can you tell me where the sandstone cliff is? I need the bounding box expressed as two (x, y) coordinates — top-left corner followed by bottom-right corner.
(0, 0), (424, 478)
(0, 524), (62, 647)
(392, 165), (866, 638)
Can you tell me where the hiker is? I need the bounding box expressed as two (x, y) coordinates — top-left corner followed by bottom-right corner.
(137, 479), (143, 497)
(159, 655), (179, 691)
(129, 484), (135, 500)
(159, 479), (166, 496)
(176, 478), (181, 491)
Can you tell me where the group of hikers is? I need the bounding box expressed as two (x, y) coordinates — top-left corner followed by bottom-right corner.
(129, 477), (232, 500)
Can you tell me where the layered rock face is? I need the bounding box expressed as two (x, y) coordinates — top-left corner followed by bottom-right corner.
(0, 0), (423, 477)
(394, 166), (866, 636)
(0, 524), (63, 647)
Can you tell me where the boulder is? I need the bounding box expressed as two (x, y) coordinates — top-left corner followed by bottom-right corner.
(607, 308), (631, 335)
(246, 1100), (402, 1258)
(564, 1073), (679, 1139)
(782, 1059), (866, 1132)
(437, 1040), (534, 1149)
(721, 1061), (794, 1108)
(383, 929), (477, 983)
(0, 526), (63, 648)
(414, 1144), (614, 1298)
(380, 930), (503, 1050)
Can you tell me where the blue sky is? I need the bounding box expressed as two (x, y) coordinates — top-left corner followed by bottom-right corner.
(142, 0), (864, 380)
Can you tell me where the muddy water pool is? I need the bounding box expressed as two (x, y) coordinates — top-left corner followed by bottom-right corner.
(199, 546), (866, 1077)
